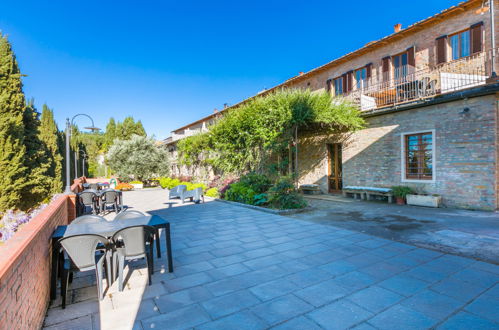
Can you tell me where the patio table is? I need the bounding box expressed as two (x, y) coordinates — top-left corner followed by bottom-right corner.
(49, 214), (173, 300)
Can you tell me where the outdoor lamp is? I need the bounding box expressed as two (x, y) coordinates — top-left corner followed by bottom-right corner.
(64, 114), (100, 194)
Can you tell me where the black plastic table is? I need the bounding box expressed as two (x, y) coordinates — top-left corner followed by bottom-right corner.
(50, 215), (173, 300)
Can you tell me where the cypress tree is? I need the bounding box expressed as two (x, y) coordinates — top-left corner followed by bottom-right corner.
(120, 116), (136, 139)
(104, 117), (116, 150)
(20, 100), (52, 209)
(115, 116), (146, 140)
(134, 120), (146, 137)
(39, 104), (63, 194)
(0, 33), (27, 212)
(57, 130), (67, 188)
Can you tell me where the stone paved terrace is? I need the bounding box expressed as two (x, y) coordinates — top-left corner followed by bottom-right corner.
(44, 188), (499, 330)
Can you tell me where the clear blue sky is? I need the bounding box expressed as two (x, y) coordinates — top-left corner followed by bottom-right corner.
(0, 0), (459, 139)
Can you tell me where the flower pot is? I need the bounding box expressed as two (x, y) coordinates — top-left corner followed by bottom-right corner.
(130, 183), (143, 189)
(406, 194), (441, 208)
(395, 197), (406, 205)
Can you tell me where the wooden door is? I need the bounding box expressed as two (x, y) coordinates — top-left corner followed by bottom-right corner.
(327, 143), (343, 193)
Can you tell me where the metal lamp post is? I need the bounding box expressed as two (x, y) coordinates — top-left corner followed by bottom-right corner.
(64, 114), (100, 194)
(79, 150), (87, 178)
(74, 151), (78, 180)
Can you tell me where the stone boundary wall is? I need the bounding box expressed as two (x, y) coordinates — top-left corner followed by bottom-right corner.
(0, 193), (76, 329)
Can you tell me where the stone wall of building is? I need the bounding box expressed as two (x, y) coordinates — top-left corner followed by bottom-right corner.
(297, 94), (498, 210)
(288, 1), (497, 94)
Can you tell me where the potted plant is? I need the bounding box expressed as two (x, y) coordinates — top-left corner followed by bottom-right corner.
(116, 183), (134, 191)
(129, 180), (143, 189)
(406, 193), (442, 208)
(391, 186), (414, 205)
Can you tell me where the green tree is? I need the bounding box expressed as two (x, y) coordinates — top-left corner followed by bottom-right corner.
(39, 104), (63, 194)
(106, 135), (168, 182)
(134, 120), (146, 137)
(57, 130), (68, 186)
(77, 132), (104, 177)
(20, 100), (52, 209)
(0, 33), (27, 211)
(104, 117), (116, 149)
(116, 116), (146, 140)
(178, 89), (364, 176)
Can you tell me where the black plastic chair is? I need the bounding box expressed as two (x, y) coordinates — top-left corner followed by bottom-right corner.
(114, 210), (161, 258)
(78, 190), (99, 215)
(71, 214), (107, 224)
(114, 210), (145, 220)
(100, 189), (121, 214)
(58, 234), (112, 308)
(112, 225), (155, 292)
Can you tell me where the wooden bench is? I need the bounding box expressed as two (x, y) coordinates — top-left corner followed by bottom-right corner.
(342, 186), (394, 203)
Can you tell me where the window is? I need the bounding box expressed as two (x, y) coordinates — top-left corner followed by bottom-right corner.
(393, 51), (408, 79)
(355, 67), (367, 90)
(334, 77), (343, 96)
(450, 30), (470, 60)
(403, 131), (433, 181)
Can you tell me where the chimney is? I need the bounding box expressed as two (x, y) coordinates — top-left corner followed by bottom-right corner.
(394, 23), (402, 33)
(213, 108), (218, 113)
(299, 72), (304, 76)
(223, 103), (228, 109)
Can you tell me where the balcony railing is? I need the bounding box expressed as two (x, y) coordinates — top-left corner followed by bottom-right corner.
(344, 48), (496, 111)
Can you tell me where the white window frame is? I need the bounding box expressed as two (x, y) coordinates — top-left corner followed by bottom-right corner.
(400, 129), (436, 183)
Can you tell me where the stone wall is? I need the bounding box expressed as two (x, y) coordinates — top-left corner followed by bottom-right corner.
(288, 0), (497, 94)
(297, 94), (498, 210)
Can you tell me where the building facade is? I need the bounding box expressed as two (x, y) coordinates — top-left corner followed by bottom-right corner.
(165, 0), (499, 210)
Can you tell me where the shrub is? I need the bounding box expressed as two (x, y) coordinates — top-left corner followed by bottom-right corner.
(391, 186), (414, 198)
(158, 177), (181, 189)
(253, 193), (268, 206)
(116, 183), (134, 191)
(225, 182), (256, 204)
(205, 187), (219, 198)
(239, 173), (271, 194)
(168, 178), (181, 189)
(179, 181), (193, 190)
(219, 177), (238, 197)
(159, 177), (170, 189)
(267, 177), (307, 210)
(191, 183), (208, 191)
(130, 180), (143, 184)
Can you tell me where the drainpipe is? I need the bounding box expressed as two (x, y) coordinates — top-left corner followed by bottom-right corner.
(491, 0), (497, 76)
(294, 126), (298, 187)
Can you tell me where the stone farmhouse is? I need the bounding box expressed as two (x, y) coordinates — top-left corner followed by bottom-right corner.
(164, 0), (499, 210)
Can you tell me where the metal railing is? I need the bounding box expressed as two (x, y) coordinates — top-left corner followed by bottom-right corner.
(344, 48), (496, 111)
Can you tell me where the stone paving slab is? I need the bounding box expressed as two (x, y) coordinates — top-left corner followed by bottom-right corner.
(44, 188), (499, 329)
(294, 195), (499, 264)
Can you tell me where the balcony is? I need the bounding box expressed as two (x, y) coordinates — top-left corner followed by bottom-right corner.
(345, 48), (496, 112)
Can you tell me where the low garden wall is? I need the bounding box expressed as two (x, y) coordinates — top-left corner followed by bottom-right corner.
(0, 193), (76, 329)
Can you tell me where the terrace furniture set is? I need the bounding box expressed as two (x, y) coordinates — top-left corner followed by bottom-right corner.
(168, 185), (205, 204)
(50, 211), (174, 308)
(82, 182), (110, 190)
(77, 188), (123, 216)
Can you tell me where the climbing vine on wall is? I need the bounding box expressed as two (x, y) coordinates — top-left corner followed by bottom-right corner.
(177, 89), (364, 176)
